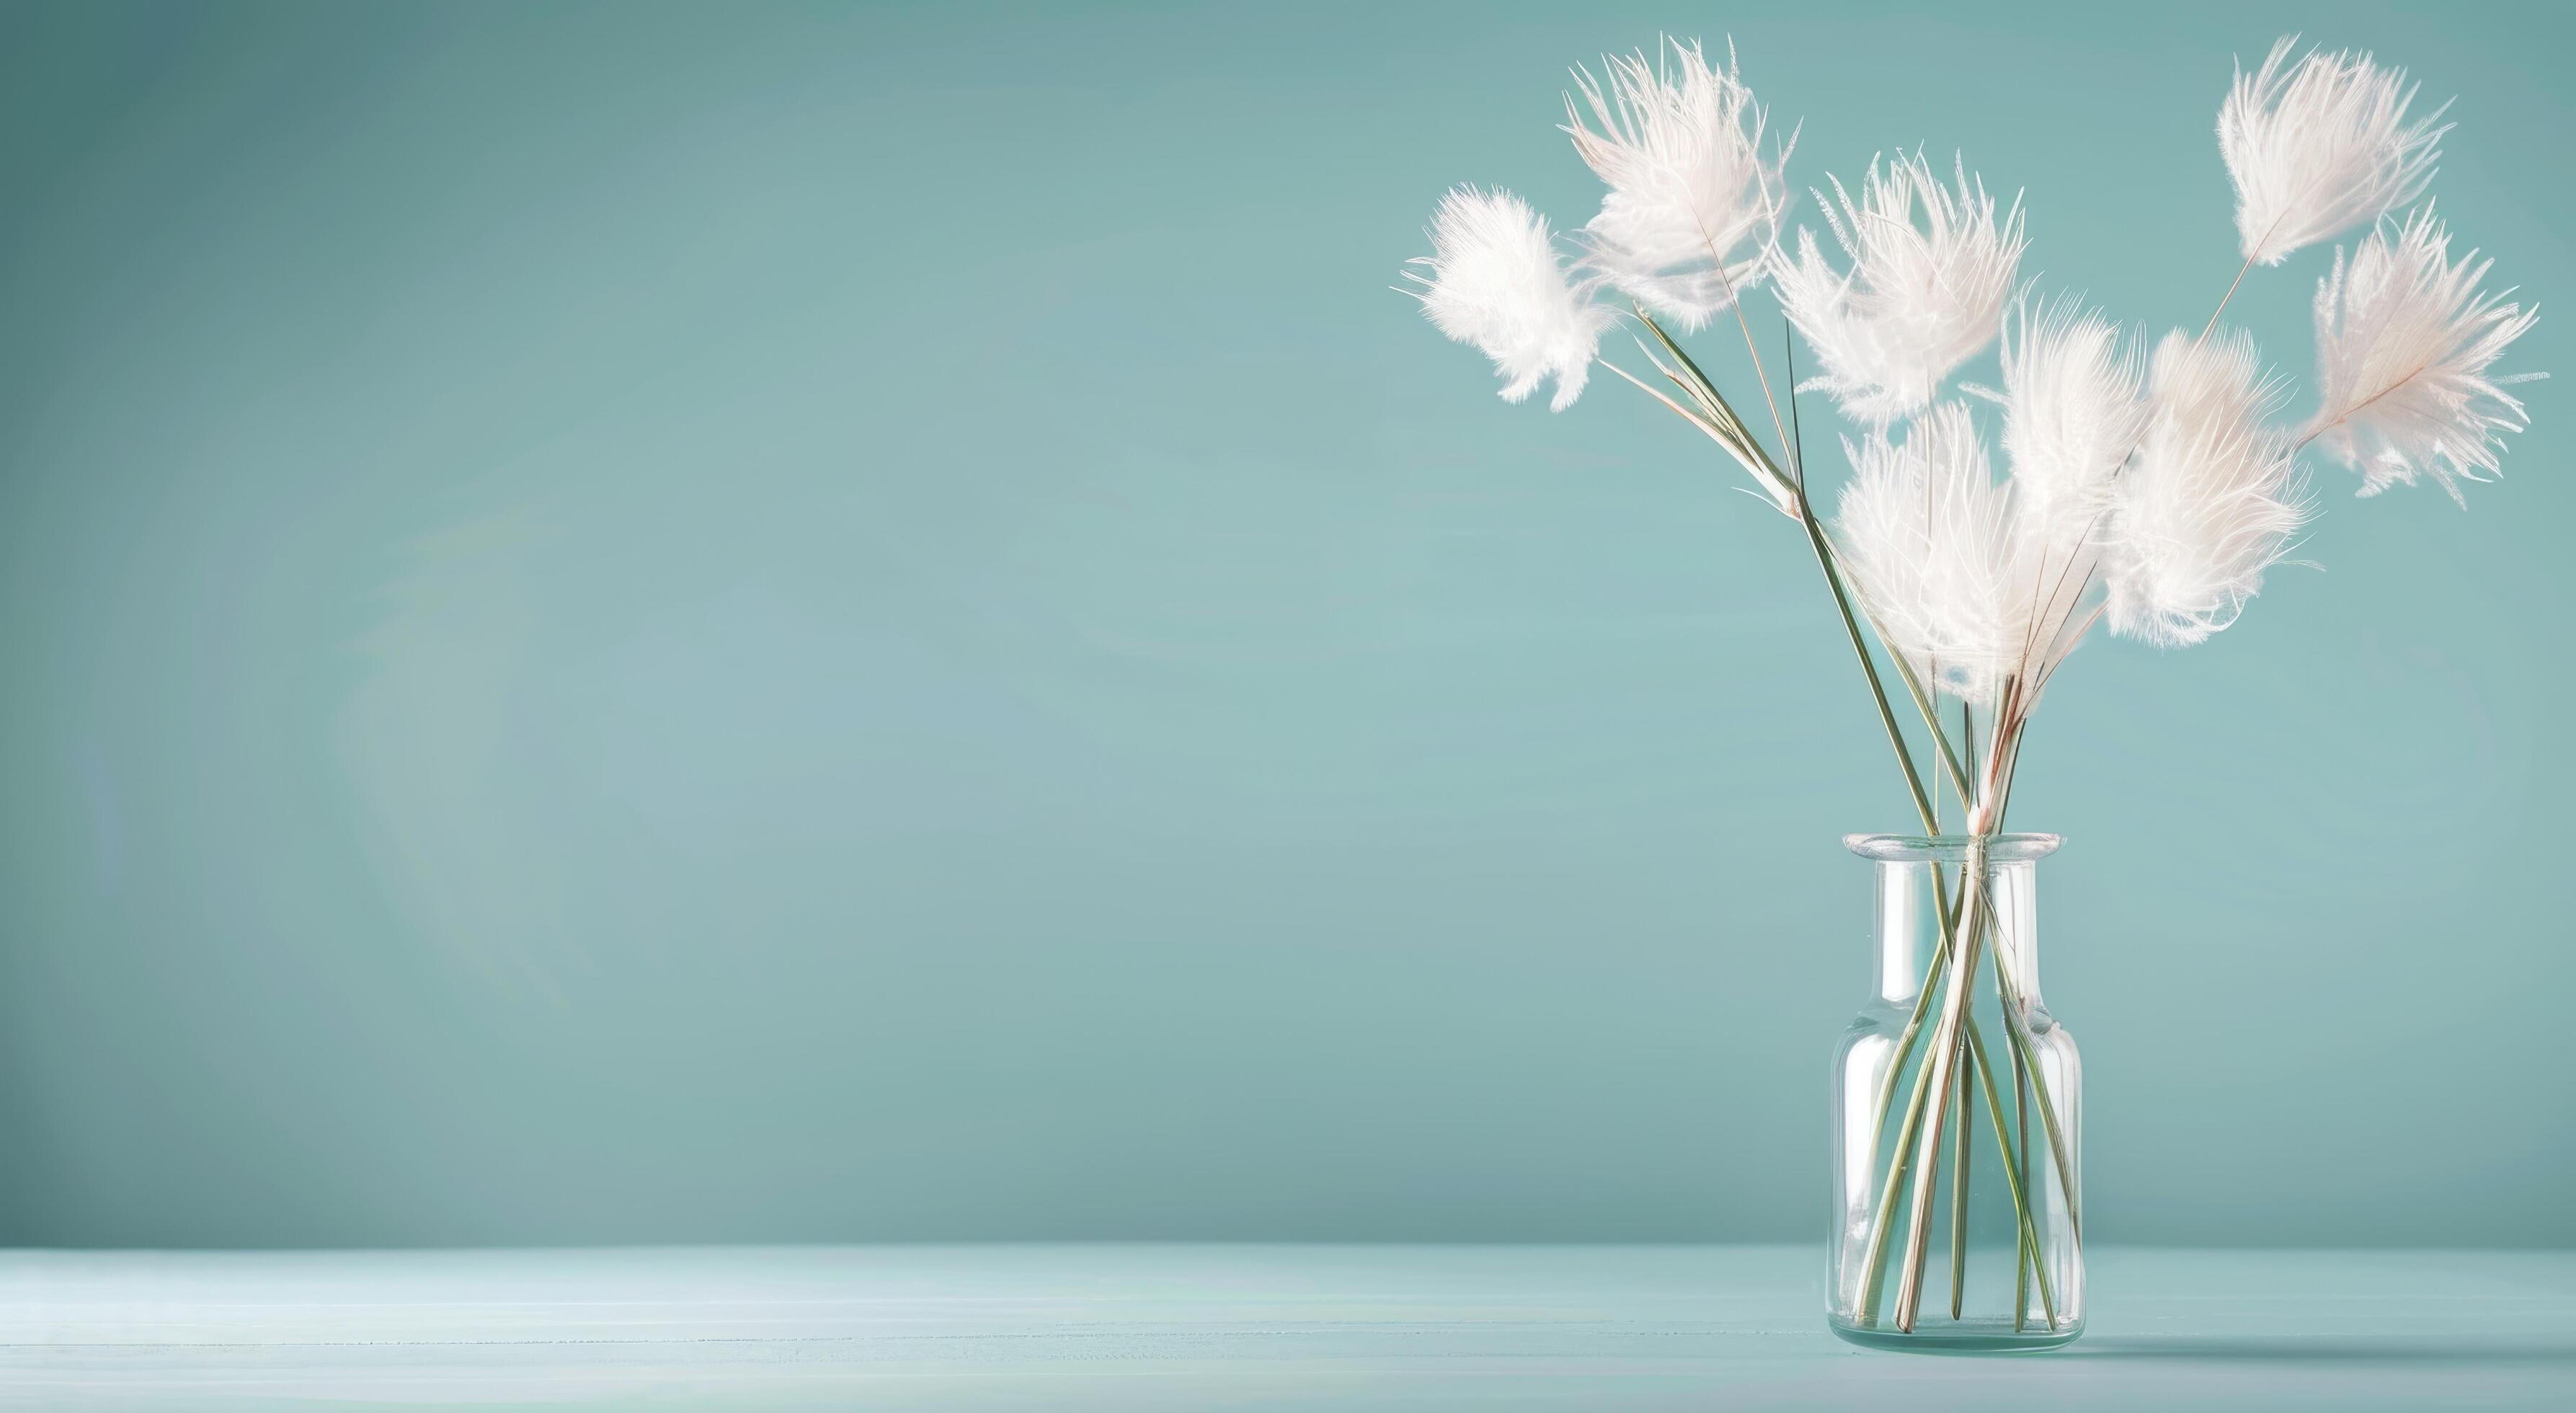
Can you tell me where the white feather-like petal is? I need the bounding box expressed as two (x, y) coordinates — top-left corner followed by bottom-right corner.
(2219, 35), (2448, 267)
(1775, 153), (2026, 424)
(1565, 38), (1796, 332)
(1981, 296), (2149, 684)
(2105, 330), (2311, 648)
(1405, 186), (1614, 411)
(2307, 205), (2543, 500)
(1836, 403), (2018, 703)
(1999, 296), (2148, 565)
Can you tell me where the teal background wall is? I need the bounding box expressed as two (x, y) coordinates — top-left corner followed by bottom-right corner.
(0, 0), (2567, 1249)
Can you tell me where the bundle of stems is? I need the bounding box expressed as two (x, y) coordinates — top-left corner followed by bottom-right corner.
(1630, 302), (2071, 1329)
(1405, 35), (2541, 1331)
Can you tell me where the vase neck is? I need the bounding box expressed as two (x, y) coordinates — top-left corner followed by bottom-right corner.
(1870, 856), (2044, 1003)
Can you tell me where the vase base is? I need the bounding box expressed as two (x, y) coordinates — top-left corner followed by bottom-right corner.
(1829, 1318), (2082, 1355)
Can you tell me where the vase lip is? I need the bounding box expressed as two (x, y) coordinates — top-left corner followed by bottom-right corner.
(1843, 832), (2063, 863)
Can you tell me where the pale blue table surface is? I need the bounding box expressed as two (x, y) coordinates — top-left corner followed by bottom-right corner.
(3, 1244), (2571, 1410)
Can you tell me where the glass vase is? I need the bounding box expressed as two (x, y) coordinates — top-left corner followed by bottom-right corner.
(1827, 833), (2082, 1352)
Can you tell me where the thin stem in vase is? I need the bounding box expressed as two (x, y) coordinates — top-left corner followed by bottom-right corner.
(1976, 697), (2082, 1253)
(1891, 830), (1995, 1331)
(1994, 957), (2082, 1244)
(1950, 1046), (1972, 1319)
(1855, 997), (1948, 1323)
(1865, 939), (1949, 1143)
(1966, 1014), (2061, 1329)
(1855, 861), (1977, 1325)
(1893, 694), (2022, 1329)
(2012, 1021), (2033, 1329)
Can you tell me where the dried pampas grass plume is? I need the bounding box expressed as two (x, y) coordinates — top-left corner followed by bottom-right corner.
(1992, 296), (2147, 574)
(2219, 36), (2448, 267)
(1564, 37), (1797, 332)
(2105, 330), (2311, 647)
(1405, 185), (1614, 411)
(1775, 152), (2026, 424)
(1835, 402), (2019, 704)
(2307, 205), (2543, 500)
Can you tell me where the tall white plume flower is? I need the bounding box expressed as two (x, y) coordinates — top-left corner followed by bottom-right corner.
(1564, 37), (1796, 332)
(2105, 330), (2311, 648)
(2307, 205), (2544, 500)
(1775, 152), (2027, 424)
(1405, 185), (1614, 411)
(1964, 298), (2151, 680)
(1835, 402), (2018, 703)
(2219, 36), (2449, 267)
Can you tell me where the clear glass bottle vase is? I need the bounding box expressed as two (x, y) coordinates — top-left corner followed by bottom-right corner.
(1828, 833), (2082, 1352)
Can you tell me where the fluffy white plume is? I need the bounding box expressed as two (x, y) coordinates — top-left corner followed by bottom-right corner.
(2105, 330), (2311, 648)
(2307, 205), (2543, 500)
(1993, 297), (2146, 598)
(1775, 152), (2027, 424)
(1835, 402), (2019, 703)
(1405, 185), (1614, 411)
(2219, 36), (2448, 267)
(1564, 37), (1796, 332)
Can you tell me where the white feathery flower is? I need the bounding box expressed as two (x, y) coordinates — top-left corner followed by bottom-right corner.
(1404, 185), (1614, 411)
(2219, 35), (2449, 267)
(2105, 330), (2311, 648)
(2307, 205), (2543, 501)
(1835, 402), (2019, 703)
(1564, 37), (1796, 332)
(1775, 152), (2027, 424)
(1990, 297), (2148, 653)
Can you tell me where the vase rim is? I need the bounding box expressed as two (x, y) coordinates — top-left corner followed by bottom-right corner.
(1843, 832), (2062, 863)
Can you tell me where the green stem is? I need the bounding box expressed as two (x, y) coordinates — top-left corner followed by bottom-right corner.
(1978, 706), (2078, 1246)
(1890, 643), (1974, 807)
(1893, 839), (1994, 1331)
(1628, 314), (1971, 815)
(1967, 1014), (2061, 1329)
(1855, 1019), (1944, 1324)
(1853, 860), (1969, 1325)
(2012, 1027), (2032, 1331)
(1794, 497), (1941, 830)
(1994, 967), (2083, 1245)
(1950, 1046), (1971, 1319)
(1865, 934), (1948, 1146)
